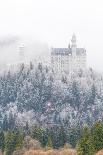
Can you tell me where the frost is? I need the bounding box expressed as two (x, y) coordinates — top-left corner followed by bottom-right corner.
(0, 64), (103, 128)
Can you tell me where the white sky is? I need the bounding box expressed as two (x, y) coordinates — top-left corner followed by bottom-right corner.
(0, 0), (103, 71)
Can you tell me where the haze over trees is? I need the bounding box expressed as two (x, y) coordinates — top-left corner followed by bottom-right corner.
(0, 63), (103, 154)
(0, 63), (103, 129)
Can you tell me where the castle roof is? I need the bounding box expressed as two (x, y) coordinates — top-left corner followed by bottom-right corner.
(76, 48), (86, 55)
(51, 48), (72, 56)
(51, 47), (86, 56)
(51, 34), (86, 56)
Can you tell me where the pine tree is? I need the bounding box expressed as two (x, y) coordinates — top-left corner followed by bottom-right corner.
(24, 122), (30, 135)
(91, 122), (103, 153)
(46, 136), (53, 148)
(77, 126), (94, 155)
(5, 130), (23, 155)
(59, 126), (67, 147)
(2, 115), (8, 131)
(30, 61), (34, 70)
(5, 131), (15, 155)
(71, 81), (80, 109)
(32, 126), (45, 146)
(8, 113), (15, 130)
(15, 131), (23, 150)
(0, 131), (5, 152)
(68, 127), (82, 148)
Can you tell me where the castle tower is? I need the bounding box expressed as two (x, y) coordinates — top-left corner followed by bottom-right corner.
(19, 43), (25, 62)
(71, 34), (77, 56)
(51, 34), (86, 74)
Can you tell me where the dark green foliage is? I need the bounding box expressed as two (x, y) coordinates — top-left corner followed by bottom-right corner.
(58, 126), (67, 147)
(31, 126), (67, 149)
(8, 113), (16, 130)
(77, 122), (103, 155)
(2, 114), (16, 131)
(5, 130), (23, 155)
(31, 126), (46, 146)
(1, 122), (103, 154)
(91, 122), (103, 153)
(0, 131), (5, 152)
(68, 127), (82, 148)
(5, 131), (16, 155)
(0, 64), (103, 153)
(77, 126), (94, 155)
(2, 115), (8, 131)
(46, 126), (67, 149)
(46, 136), (53, 148)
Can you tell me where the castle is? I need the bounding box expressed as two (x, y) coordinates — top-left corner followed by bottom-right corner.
(51, 34), (86, 73)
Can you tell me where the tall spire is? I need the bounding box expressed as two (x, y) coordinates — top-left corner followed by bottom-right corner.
(19, 43), (25, 62)
(71, 33), (76, 48)
(71, 34), (77, 56)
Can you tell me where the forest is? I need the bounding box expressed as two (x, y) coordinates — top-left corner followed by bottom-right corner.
(0, 62), (103, 154)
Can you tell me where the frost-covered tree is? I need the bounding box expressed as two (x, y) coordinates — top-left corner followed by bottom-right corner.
(0, 63), (103, 129)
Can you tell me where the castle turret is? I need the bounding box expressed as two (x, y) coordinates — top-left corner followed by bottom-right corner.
(19, 43), (25, 62)
(51, 34), (86, 74)
(71, 34), (77, 56)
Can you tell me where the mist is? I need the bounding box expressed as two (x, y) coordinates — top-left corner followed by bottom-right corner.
(0, 36), (50, 70)
(0, 0), (103, 72)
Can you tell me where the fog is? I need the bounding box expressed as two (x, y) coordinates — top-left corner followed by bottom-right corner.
(0, 0), (103, 72)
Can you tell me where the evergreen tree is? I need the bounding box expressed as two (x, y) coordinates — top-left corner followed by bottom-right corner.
(59, 126), (67, 147)
(0, 131), (5, 152)
(30, 61), (34, 70)
(32, 126), (45, 146)
(91, 122), (103, 153)
(71, 81), (80, 109)
(46, 135), (53, 148)
(68, 127), (82, 148)
(2, 115), (8, 131)
(77, 126), (94, 155)
(5, 130), (23, 155)
(5, 131), (15, 155)
(8, 113), (15, 130)
(24, 122), (30, 135)
(14, 131), (23, 150)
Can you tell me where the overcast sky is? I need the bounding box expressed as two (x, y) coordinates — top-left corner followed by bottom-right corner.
(0, 0), (103, 71)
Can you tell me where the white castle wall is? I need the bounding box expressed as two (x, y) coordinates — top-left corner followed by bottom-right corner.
(51, 35), (86, 73)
